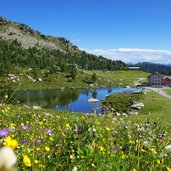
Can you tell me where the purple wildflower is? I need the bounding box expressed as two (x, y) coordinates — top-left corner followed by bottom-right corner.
(104, 108), (110, 112)
(118, 133), (122, 137)
(159, 136), (164, 140)
(20, 140), (26, 144)
(34, 139), (41, 145)
(46, 129), (53, 135)
(112, 147), (117, 151)
(21, 125), (29, 130)
(77, 126), (82, 131)
(0, 128), (9, 137)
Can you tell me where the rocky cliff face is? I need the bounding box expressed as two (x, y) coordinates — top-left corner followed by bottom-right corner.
(0, 17), (73, 53)
(0, 25), (62, 50)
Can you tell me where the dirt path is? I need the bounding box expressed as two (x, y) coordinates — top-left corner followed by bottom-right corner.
(146, 87), (171, 100)
(134, 78), (146, 86)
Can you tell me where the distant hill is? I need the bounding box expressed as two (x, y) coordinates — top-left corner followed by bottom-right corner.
(0, 16), (127, 75)
(133, 62), (171, 74)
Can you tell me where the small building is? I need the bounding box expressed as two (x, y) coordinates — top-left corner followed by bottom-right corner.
(128, 67), (140, 70)
(148, 73), (162, 86)
(162, 76), (171, 86)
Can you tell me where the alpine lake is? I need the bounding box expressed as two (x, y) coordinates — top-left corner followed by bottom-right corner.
(16, 87), (137, 114)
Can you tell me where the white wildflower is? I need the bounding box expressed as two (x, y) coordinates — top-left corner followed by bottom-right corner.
(142, 141), (149, 147)
(165, 144), (171, 152)
(72, 166), (77, 171)
(8, 126), (15, 133)
(0, 147), (17, 171)
(159, 152), (167, 158)
(93, 128), (96, 132)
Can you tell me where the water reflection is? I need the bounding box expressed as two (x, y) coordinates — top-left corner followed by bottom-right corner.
(16, 87), (137, 114)
(17, 89), (80, 108)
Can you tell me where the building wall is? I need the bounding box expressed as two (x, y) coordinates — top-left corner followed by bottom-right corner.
(148, 74), (162, 85)
(163, 78), (171, 86)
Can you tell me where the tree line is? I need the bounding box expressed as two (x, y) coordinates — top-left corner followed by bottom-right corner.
(0, 38), (127, 76)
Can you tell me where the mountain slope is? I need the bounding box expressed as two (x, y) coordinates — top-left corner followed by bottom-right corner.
(135, 62), (171, 73)
(0, 16), (127, 74)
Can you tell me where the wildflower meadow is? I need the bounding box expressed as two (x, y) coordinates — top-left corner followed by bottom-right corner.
(0, 103), (171, 170)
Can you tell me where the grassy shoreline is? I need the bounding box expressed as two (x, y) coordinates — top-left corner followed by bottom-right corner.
(0, 70), (149, 90)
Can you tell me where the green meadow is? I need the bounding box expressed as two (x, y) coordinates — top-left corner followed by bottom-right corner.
(164, 89), (171, 96)
(0, 70), (149, 90)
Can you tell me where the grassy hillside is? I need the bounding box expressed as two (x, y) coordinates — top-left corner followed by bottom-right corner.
(138, 91), (171, 124)
(87, 70), (149, 87)
(102, 90), (171, 124)
(0, 70), (149, 90)
(164, 89), (171, 96)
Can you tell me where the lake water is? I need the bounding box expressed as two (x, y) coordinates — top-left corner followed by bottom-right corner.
(16, 87), (137, 114)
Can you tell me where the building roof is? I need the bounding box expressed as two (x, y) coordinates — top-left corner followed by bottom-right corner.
(163, 76), (171, 79)
(128, 67), (140, 70)
(148, 73), (162, 78)
(148, 73), (171, 79)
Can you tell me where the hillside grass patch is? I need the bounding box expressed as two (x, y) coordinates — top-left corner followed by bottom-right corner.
(102, 93), (144, 114)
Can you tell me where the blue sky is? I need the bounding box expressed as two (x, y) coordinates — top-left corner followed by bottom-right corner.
(1, 0), (171, 64)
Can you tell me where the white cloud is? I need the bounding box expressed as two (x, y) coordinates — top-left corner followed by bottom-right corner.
(82, 48), (171, 64)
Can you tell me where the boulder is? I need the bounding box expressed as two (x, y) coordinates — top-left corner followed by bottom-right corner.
(130, 102), (144, 109)
(129, 111), (139, 115)
(33, 106), (41, 110)
(27, 75), (36, 83)
(89, 84), (94, 87)
(88, 98), (99, 103)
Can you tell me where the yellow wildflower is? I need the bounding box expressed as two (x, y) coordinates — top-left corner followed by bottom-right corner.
(122, 153), (126, 159)
(129, 140), (135, 145)
(157, 159), (164, 165)
(141, 148), (145, 153)
(27, 149), (31, 153)
(106, 127), (111, 131)
(45, 146), (50, 152)
(4, 95), (8, 99)
(167, 167), (171, 171)
(36, 147), (40, 151)
(40, 164), (45, 168)
(34, 160), (39, 164)
(49, 137), (54, 141)
(23, 154), (31, 167)
(66, 124), (70, 128)
(10, 123), (15, 127)
(99, 146), (105, 152)
(96, 122), (100, 125)
(151, 148), (157, 155)
(39, 122), (43, 126)
(5, 136), (18, 149)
